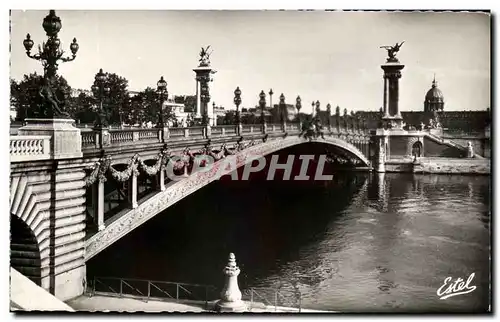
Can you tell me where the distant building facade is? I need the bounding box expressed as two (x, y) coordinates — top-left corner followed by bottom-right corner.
(355, 78), (491, 133)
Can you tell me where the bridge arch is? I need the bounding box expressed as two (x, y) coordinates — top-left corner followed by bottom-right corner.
(10, 174), (44, 286)
(10, 214), (42, 286)
(257, 136), (371, 167)
(85, 135), (371, 260)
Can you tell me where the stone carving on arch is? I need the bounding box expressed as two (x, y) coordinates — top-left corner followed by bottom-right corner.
(84, 135), (371, 260)
(406, 137), (423, 157)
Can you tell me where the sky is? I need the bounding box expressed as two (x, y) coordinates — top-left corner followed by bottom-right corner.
(9, 10), (490, 113)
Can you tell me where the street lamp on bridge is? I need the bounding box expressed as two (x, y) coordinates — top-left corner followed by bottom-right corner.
(259, 90), (267, 132)
(279, 93), (286, 130)
(269, 88), (274, 110)
(295, 95), (302, 128)
(91, 69), (110, 129)
(315, 100), (321, 124)
(233, 86), (242, 125)
(156, 76), (168, 131)
(23, 10), (79, 118)
(234, 86), (242, 135)
(326, 103), (332, 131)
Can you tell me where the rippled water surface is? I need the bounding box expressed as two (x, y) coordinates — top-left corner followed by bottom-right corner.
(88, 173), (491, 312)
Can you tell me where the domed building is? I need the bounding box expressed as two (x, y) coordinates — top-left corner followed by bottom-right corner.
(424, 76), (445, 113)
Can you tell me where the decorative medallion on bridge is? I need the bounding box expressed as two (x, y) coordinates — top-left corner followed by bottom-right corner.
(215, 253), (247, 312)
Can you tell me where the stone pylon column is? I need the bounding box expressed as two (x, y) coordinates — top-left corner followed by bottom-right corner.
(215, 253), (247, 312)
(193, 65), (216, 127)
(381, 61), (405, 129)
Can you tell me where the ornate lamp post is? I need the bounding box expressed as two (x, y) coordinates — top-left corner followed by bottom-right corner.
(269, 88), (274, 111)
(344, 108), (349, 132)
(279, 93), (286, 132)
(234, 86), (242, 135)
(259, 90), (267, 133)
(315, 100), (321, 128)
(326, 103), (332, 132)
(335, 105), (341, 133)
(91, 69), (110, 129)
(296, 95), (302, 128)
(156, 76), (168, 141)
(23, 10), (79, 118)
(156, 76), (168, 126)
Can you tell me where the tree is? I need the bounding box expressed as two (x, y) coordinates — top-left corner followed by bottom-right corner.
(223, 110), (236, 125)
(69, 92), (96, 124)
(10, 73), (72, 121)
(139, 87), (160, 123)
(91, 72), (129, 125)
(174, 95), (197, 113)
(131, 87), (177, 126)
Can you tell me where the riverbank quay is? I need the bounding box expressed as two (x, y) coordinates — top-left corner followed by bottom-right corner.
(384, 157), (490, 174)
(67, 295), (334, 313)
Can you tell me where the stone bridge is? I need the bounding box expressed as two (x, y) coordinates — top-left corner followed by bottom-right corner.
(9, 119), (372, 301)
(10, 117), (482, 301)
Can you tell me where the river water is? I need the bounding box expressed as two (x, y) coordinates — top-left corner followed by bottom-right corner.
(87, 172), (491, 313)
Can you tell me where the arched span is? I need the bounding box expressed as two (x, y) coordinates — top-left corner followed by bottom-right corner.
(10, 214), (42, 286)
(257, 136), (371, 167)
(85, 135), (371, 260)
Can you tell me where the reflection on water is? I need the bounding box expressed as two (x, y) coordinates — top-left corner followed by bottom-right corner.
(88, 173), (490, 313)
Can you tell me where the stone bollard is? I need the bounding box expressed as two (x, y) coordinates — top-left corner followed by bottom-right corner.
(215, 253), (247, 312)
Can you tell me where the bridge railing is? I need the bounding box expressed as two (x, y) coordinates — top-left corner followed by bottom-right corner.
(211, 125), (237, 136)
(241, 287), (302, 312)
(10, 135), (52, 162)
(11, 122), (371, 157)
(80, 123), (305, 151)
(89, 276), (219, 310)
(88, 276), (302, 312)
(242, 124), (259, 134)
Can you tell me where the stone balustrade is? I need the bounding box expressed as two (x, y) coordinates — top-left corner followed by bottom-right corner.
(10, 135), (52, 162)
(81, 131), (96, 147)
(10, 122), (372, 159)
(212, 125), (237, 136)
